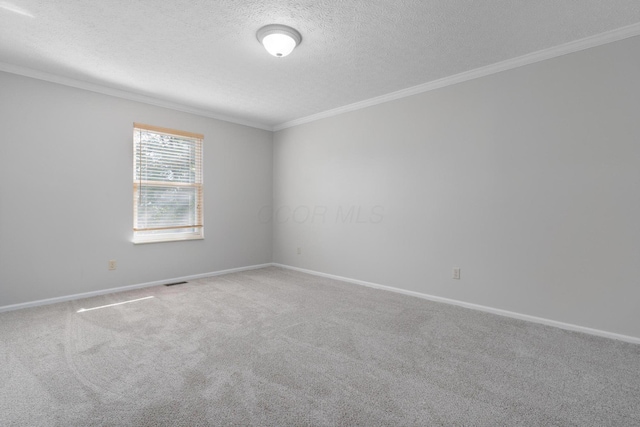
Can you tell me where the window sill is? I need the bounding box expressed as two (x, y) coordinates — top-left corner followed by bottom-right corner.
(133, 234), (204, 245)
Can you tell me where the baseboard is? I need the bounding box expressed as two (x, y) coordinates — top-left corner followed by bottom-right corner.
(272, 263), (640, 345)
(5, 262), (638, 345)
(0, 263), (272, 314)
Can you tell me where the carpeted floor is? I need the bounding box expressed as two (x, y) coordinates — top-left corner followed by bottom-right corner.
(1, 266), (639, 426)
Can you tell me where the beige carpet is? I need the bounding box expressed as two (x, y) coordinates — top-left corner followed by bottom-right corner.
(1, 266), (639, 426)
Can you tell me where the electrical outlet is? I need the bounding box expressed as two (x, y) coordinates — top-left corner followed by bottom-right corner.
(452, 268), (461, 280)
(108, 260), (117, 271)
(297, 247), (302, 255)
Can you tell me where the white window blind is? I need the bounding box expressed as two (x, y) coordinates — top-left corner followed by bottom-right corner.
(133, 123), (204, 243)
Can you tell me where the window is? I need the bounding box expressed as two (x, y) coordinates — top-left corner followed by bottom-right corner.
(133, 123), (203, 243)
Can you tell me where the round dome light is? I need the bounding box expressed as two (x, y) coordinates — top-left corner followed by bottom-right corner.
(257, 24), (302, 57)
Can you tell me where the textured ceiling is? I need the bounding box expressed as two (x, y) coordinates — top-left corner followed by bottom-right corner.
(1, 1), (640, 129)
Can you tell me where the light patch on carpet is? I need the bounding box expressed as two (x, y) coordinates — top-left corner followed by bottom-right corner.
(76, 296), (154, 313)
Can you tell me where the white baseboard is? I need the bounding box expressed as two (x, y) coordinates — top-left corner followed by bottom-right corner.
(0, 263), (272, 314)
(4, 262), (638, 345)
(272, 263), (640, 345)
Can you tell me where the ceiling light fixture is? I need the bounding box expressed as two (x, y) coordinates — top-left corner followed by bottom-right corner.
(256, 24), (302, 58)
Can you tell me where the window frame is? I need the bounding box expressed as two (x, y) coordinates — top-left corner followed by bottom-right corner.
(132, 123), (204, 244)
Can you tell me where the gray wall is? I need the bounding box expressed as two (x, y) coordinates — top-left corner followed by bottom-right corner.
(0, 72), (273, 306)
(273, 36), (640, 338)
(2, 36), (639, 340)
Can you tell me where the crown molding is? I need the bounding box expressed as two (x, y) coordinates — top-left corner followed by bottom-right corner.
(273, 22), (640, 131)
(2, 21), (639, 134)
(0, 62), (273, 131)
